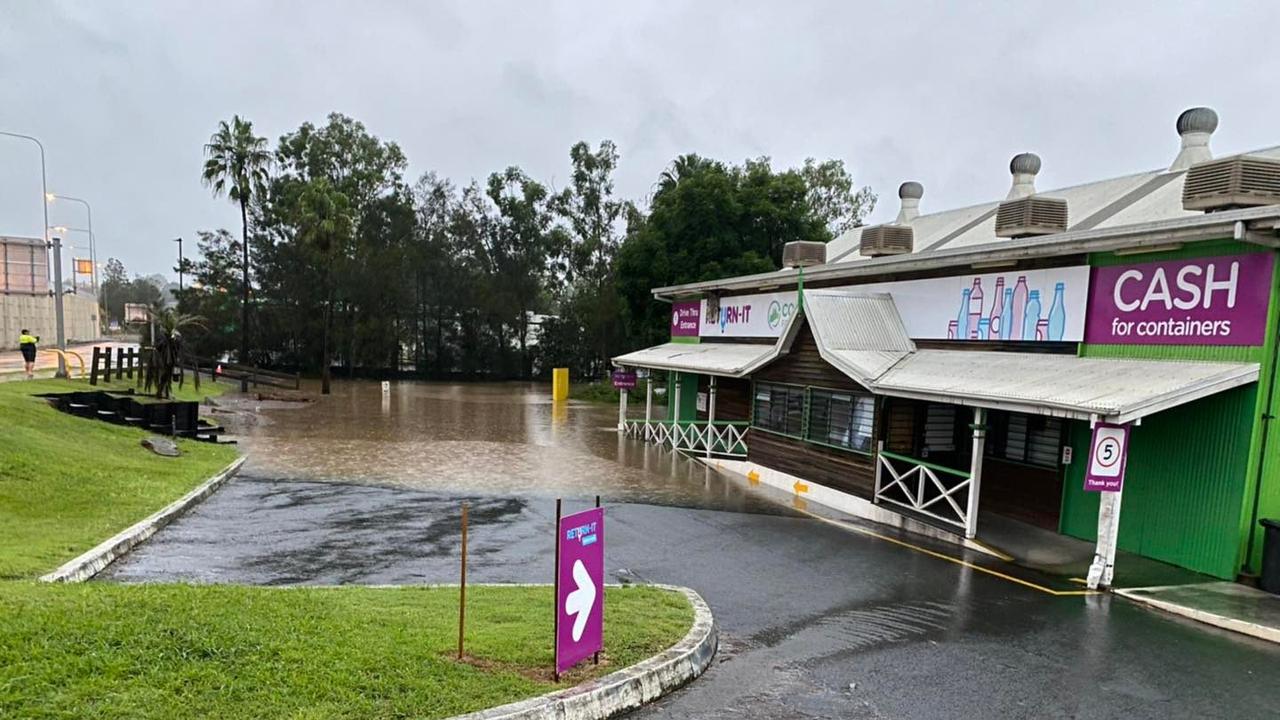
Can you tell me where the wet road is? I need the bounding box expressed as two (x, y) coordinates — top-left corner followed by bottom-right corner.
(110, 381), (1280, 719)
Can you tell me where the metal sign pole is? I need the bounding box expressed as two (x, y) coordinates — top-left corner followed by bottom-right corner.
(553, 498), (562, 683)
(458, 501), (468, 659)
(593, 494), (601, 667)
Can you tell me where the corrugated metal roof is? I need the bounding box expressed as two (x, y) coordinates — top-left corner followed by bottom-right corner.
(873, 350), (1259, 423)
(612, 341), (779, 377)
(802, 290), (913, 385)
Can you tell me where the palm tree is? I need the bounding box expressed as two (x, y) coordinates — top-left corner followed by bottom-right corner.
(201, 115), (271, 392)
(144, 308), (206, 400)
(296, 179), (354, 395)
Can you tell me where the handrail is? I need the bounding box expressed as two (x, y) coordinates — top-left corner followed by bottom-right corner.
(878, 449), (970, 478)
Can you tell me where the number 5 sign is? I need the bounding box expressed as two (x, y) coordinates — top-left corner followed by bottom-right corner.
(1084, 423), (1130, 492)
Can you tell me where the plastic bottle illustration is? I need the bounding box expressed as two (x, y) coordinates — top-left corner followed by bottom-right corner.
(947, 320), (958, 340)
(1011, 276), (1029, 340)
(967, 278), (984, 339)
(988, 277), (1005, 339)
(999, 288), (1014, 340)
(1023, 289), (1042, 342)
(956, 288), (971, 340)
(977, 317), (991, 341)
(1047, 282), (1066, 341)
(1036, 318), (1049, 341)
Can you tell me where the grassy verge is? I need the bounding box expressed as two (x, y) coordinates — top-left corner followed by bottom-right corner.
(0, 583), (691, 720)
(0, 377), (696, 718)
(0, 378), (238, 578)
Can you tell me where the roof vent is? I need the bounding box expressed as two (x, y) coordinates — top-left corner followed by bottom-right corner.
(782, 241), (826, 268)
(895, 181), (923, 223)
(859, 224), (914, 257)
(995, 195), (1069, 238)
(1182, 154), (1280, 212)
(1170, 107), (1217, 171)
(1007, 152), (1040, 199)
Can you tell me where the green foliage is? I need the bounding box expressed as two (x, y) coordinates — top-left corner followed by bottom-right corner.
(186, 112), (873, 380)
(0, 379), (235, 579)
(142, 309), (206, 399)
(0, 583), (691, 720)
(98, 258), (165, 327)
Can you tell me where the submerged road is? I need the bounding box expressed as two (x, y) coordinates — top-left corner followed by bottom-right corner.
(108, 474), (1280, 719)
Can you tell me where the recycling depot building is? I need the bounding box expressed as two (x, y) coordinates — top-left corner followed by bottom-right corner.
(613, 107), (1280, 588)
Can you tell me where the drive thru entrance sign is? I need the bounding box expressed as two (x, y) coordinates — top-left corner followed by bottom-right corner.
(1085, 422), (1130, 492)
(555, 506), (604, 675)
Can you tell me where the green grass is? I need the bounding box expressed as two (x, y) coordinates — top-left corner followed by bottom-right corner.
(0, 378), (238, 578)
(0, 583), (692, 720)
(0, 377), (696, 718)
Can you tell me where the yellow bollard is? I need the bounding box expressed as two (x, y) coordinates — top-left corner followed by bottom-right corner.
(552, 368), (569, 401)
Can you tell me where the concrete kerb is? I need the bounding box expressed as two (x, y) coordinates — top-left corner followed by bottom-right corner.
(1116, 585), (1280, 645)
(39, 456), (246, 583)
(447, 583), (717, 720)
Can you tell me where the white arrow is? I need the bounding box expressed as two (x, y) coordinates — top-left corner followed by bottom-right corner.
(564, 558), (597, 642)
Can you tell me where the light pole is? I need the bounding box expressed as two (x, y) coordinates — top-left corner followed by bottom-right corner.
(0, 130), (64, 376)
(47, 194), (95, 298)
(174, 237), (184, 292)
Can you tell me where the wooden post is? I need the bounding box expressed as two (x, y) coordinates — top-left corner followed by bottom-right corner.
(553, 498), (562, 683)
(458, 502), (468, 660)
(103, 345), (113, 382)
(89, 346), (100, 386)
(964, 407), (987, 540)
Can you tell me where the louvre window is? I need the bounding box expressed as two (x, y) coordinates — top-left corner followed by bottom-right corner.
(752, 383), (805, 437)
(808, 389), (875, 453)
(986, 411), (1062, 469)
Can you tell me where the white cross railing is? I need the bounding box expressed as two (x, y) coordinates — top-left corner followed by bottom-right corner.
(873, 441), (973, 533)
(623, 420), (748, 458)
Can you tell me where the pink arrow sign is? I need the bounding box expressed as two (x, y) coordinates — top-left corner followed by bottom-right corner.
(556, 506), (604, 674)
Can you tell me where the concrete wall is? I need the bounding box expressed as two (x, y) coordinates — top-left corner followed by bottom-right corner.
(0, 293), (99, 349)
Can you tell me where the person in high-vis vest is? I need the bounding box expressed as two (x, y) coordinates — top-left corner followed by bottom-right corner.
(18, 329), (38, 379)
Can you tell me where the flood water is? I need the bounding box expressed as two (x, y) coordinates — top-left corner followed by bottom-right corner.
(229, 380), (780, 513)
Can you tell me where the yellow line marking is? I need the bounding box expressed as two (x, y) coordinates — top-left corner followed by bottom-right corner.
(793, 507), (1098, 597)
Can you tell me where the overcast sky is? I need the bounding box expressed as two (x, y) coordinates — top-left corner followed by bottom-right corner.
(3, 0), (1280, 280)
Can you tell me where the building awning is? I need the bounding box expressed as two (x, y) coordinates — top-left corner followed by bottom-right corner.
(803, 290), (914, 386)
(873, 350), (1258, 423)
(612, 341), (782, 378)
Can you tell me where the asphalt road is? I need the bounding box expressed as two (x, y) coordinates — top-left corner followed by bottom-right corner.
(106, 474), (1280, 720)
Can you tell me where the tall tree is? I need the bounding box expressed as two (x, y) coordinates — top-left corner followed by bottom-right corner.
(293, 179), (355, 394)
(202, 115), (272, 389)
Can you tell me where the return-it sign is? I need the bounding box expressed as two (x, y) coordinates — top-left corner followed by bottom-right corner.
(1085, 253), (1275, 346)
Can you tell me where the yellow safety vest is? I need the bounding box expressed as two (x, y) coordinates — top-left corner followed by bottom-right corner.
(18, 334), (38, 345)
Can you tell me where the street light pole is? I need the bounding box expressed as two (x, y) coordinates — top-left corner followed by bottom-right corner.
(0, 130), (64, 377)
(174, 237), (184, 292)
(49, 194), (95, 298)
(51, 236), (67, 378)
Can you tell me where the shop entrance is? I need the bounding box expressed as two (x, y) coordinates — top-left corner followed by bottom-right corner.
(880, 398), (1065, 530)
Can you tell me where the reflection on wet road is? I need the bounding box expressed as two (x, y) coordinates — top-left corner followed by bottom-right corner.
(113, 381), (1280, 719)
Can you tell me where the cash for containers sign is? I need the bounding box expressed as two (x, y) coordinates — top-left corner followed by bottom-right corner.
(1084, 423), (1130, 492)
(1085, 253), (1274, 346)
(556, 507), (604, 674)
(698, 266), (1089, 340)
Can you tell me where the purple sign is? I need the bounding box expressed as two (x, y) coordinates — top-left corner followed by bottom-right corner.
(556, 507), (604, 674)
(1084, 423), (1130, 493)
(670, 300), (700, 338)
(1085, 253), (1274, 346)
(611, 370), (636, 390)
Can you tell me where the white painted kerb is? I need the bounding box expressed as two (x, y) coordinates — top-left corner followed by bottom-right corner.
(40, 455), (246, 583)
(447, 584), (717, 720)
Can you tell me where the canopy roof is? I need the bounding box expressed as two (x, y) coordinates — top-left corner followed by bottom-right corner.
(616, 290), (1259, 422)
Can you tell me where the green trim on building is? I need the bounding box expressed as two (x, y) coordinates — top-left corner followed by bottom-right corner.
(1062, 239), (1280, 579)
(666, 371), (701, 422)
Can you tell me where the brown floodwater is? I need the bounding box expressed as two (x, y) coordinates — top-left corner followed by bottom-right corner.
(231, 380), (778, 512)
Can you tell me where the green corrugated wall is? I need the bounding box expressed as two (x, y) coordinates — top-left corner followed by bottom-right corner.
(1059, 240), (1280, 579)
(666, 371), (700, 422)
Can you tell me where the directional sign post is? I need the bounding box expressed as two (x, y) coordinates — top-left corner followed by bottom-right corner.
(555, 504), (605, 677)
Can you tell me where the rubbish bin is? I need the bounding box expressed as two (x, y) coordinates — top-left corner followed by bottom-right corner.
(1261, 519), (1280, 594)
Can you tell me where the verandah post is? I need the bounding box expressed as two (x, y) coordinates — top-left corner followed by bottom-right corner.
(644, 376), (654, 442)
(706, 375), (717, 457)
(671, 374), (682, 449)
(873, 440), (885, 502)
(617, 383), (628, 432)
(1088, 484), (1125, 589)
(964, 407), (987, 539)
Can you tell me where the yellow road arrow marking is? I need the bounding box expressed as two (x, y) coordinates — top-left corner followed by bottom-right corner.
(746, 470), (760, 486)
(793, 480), (809, 494)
